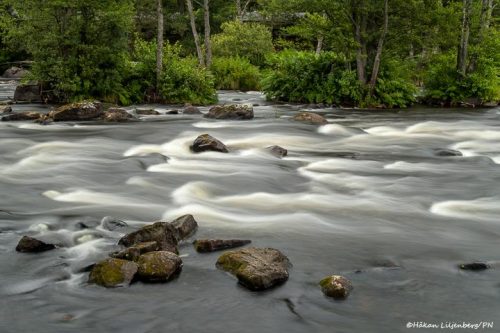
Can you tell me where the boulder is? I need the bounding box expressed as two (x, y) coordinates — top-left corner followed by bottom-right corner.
(319, 275), (353, 299)
(50, 101), (103, 121)
(194, 239), (251, 253)
(459, 262), (490, 271)
(166, 110), (179, 115)
(191, 134), (229, 153)
(136, 108), (160, 115)
(88, 258), (138, 288)
(183, 104), (201, 114)
(266, 145), (288, 158)
(136, 251), (183, 282)
(293, 112), (328, 125)
(216, 247), (290, 291)
(101, 216), (128, 231)
(110, 241), (160, 261)
(434, 148), (463, 157)
(3, 66), (30, 79)
(118, 222), (178, 254)
(103, 108), (134, 122)
(14, 84), (42, 102)
(1, 111), (42, 122)
(171, 214), (198, 241)
(0, 106), (12, 114)
(15, 236), (56, 253)
(205, 104), (254, 120)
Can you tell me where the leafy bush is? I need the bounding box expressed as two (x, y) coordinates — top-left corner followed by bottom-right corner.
(212, 20), (274, 66)
(211, 57), (261, 91)
(373, 59), (417, 108)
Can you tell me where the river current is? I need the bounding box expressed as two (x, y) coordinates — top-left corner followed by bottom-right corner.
(1, 83), (499, 332)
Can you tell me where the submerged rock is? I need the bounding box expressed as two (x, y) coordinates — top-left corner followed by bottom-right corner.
(434, 148), (463, 157)
(137, 251), (183, 282)
(50, 101), (103, 121)
(266, 145), (288, 158)
(14, 84), (42, 102)
(319, 275), (353, 299)
(88, 258), (138, 288)
(194, 239), (251, 253)
(216, 247), (290, 291)
(183, 104), (201, 114)
(118, 222), (178, 254)
(1, 111), (42, 122)
(171, 214), (198, 241)
(15, 236), (56, 253)
(191, 134), (229, 153)
(166, 110), (179, 115)
(293, 112), (328, 125)
(459, 262), (490, 271)
(110, 241), (160, 261)
(136, 108), (160, 115)
(101, 216), (128, 231)
(205, 104), (254, 120)
(103, 108), (134, 122)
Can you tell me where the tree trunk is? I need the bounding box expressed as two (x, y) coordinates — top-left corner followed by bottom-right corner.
(457, 0), (472, 76)
(479, 0), (493, 37)
(354, 9), (367, 85)
(186, 0), (204, 66)
(203, 0), (212, 67)
(315, 36), (324, 55)
(236, 0), (242, 21)
(369, 0), (389, 96)
(156, 0), (164, 93)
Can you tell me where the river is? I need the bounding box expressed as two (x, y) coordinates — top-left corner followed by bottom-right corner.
(1, 81), (499, 332)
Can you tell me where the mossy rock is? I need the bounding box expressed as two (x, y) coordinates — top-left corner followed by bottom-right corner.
(171, 214), (198, 241)
(293, 112), (328, 125)
(119, 222), (178, 254)
(190, 134), (229, 153)
(204, 104), (254, 120)
(137, 251), (183, 282)
(51, 101), (103, 121)
(110, 241), (160, 261)
(319, 275), (353, 299)
(216, 247), (290, 291)
(194, 239), (251, 253)
(88, 258), (138, 288)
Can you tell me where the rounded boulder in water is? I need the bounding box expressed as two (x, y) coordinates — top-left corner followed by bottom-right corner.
(319, 275), (353, 299)
(137, 251), (183, 282)
(88, 258), (138, 288)
(15, 236), (56, 253)
(190, 134), (229, 153)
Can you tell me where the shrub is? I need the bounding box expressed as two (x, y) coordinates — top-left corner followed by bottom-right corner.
(212, 20), (274, 66)
(373, 59), (417, 108)
(210, 57), (261, 91)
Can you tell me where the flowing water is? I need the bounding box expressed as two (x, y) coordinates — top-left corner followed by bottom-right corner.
(1, 81), (500, 332)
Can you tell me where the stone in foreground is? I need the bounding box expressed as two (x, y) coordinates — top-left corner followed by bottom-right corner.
(266, 145), (288, 158)
(205, 104), (254, 120)
(171, 214), (198, 241)
(459, 262), (490, 271)
(50, 101), (103, 121)
(216, 247), (290, 291)
(191, 134), (229, 153)
(16, 236), (56, 253)
(88, 258), (138, 288)
(319, 275), (353, 299)
(137, 251), (183, 282)
(110, 241), (160, 261)
(293, 112), (328, 125)
(194, 239), (251, 253)
(118, 222), (178, 254)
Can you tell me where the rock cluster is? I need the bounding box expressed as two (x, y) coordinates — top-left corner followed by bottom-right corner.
(205, 104), (254, 120)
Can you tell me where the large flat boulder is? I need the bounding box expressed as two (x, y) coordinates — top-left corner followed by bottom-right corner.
(88, 258), (138, 288)
(1, 111), (42, 122)
(216, 247), (290, 291)
(136, 251), (183, 282)
(194, 239), (251, 253)
(205, 105), (254, 120)
(50, 101), (103, 121)
(118, 222), (178, 254)
(191, 134), (228, 153)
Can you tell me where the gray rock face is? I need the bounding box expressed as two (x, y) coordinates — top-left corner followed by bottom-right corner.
(216, 247), (290, 291)
(103, 108), (134, 122)
(137, 251), (183, 282)
(205, 105), (254, 120)
(50, 101), (103, 121)
(1, 111), (42, 122)
(194, 239), (251, 253)
(319, 275), (353, 299)
(110, 241), (160, 261)
(171, 214), (198, 241)
(14, 84), (42, 102)
(266, 145), (288, 158)
(88, 258), (138, 288)
(15, 236), (56, 253)
(183, 105), (201, 114)
(118, 222), (178, 254)
(293, 112), (328, 125)
(191, 134), (229, 153)
(3, 66), (30, 79)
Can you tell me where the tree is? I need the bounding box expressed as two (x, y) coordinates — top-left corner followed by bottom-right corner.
(457, 0), (472, 75)
(185, 0), (205, 66)
(203, 0), (213, 67)
(157, 0), (164, 92)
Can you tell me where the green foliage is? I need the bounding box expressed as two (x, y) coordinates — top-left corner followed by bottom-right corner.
(211, 57), (261, 91)
(373, 59), (417, 108)
(212, 20), (273, 65)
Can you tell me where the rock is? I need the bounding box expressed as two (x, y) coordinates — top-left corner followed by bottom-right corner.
(101, 216), (128, 230)
(110, 241), (160, 261)
(191, 134), (229, 153)
(88, 258), (138, 287)
(434, 148), (463, 157)
(319, 275), (353, 299)
(3, 66), (30, 79)
(136, 108), (160, 115)
(183, 104), (201, 114)
(166, 110), (179, 115)
(266, 145), (287, 158)
(118, 222), (178, 254)
(171, 214), (198, 241)
(205, 104), (254, 120)
(459, 262), (490, 271)
(136, 251), (182, 282)
(50, 101), (103, 121)
(14, 84), (42, 102)
(216, 247), (290, 291)
(16, 236), (56, 253)
(194, 239), (251, 253)
(0, 106), (12, 114)
(1, 111), (42, 122)
(293, 112), (328, 125)
(103, 108), (133, 122)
